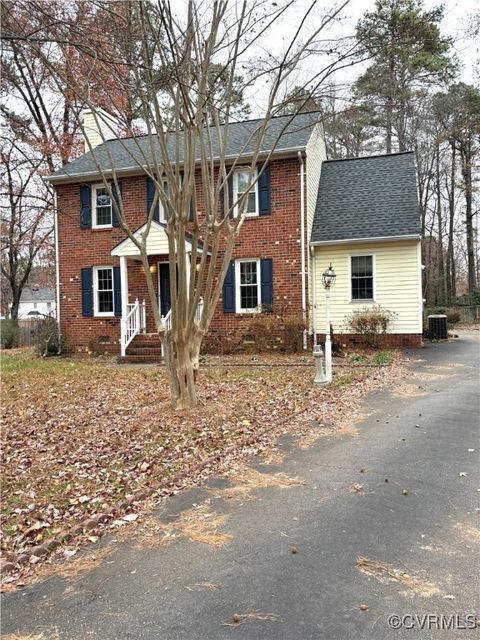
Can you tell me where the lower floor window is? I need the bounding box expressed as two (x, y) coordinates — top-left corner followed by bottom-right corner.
(94, 267), (114, 316)
(236, 259), (260, 312)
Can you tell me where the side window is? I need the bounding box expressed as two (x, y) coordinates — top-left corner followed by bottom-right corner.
(351, 255), (374, 301)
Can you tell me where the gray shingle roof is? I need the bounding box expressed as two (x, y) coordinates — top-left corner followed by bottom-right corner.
(311, 152), (420, 243)
(47, 112), (320, 183)
(20, 287), (55, 302)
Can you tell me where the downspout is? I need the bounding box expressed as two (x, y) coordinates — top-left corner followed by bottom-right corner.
(298, 151), (307, 349)
(54, 188), (61, 341)
(311, 245), (317, 346)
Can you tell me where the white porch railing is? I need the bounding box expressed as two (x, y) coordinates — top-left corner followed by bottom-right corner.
(121, 296), (204, 358)
(120, 298), (146, 356)
(161, 297), (203, 332)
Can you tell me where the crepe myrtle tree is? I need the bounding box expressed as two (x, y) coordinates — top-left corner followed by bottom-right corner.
(17, 0), (357, 409)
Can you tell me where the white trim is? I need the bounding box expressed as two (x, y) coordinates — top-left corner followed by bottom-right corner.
(91, 183), (113, 229)
(348, 253), (376, 303)
(235, 258), (261, 314)
(120, 256), (128, 319)
(417, 240), (423, 332)
(233, 169), (259, 217)
(297, 152), (307, 348)
(93, 266), (115, 317)
(311, 234), (420, 246)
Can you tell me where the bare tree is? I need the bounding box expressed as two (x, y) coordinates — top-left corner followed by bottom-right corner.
(8, 0), (357, 408)
(0, 140), (53, 321)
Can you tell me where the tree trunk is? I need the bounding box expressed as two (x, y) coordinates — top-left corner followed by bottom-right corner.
(385, 97), (393, 154)
(460, 142), (476, 295)
(435, 143), (445, 304)
(9, 291), (20, 325)
(163, 330), (203, 410)
(446, 143), (456, 301)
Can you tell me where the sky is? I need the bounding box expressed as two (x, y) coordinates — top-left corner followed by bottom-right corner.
(243, 0), (479, 117)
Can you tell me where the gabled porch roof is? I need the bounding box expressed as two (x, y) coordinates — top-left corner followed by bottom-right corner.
(111, 220), (201, 259)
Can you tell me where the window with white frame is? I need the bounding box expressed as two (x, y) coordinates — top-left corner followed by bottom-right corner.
(159, 178), (171, 222)
(351, 255), (374, 301)
(92, 184), (112, 227)
(93, 267), (114, 316)
(234, 170), (258, 216)
(235, 259), (261, 312)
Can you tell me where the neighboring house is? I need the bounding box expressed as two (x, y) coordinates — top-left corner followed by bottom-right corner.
(17, 287), (56, 320)
(45, 109), (422, 360)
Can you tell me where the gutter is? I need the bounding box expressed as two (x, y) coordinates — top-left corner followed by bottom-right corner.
(310, 234), (421, 247)
(297, 151), (307, 350)
(54, 188), (61, 336)
(43, 145), (310, 185)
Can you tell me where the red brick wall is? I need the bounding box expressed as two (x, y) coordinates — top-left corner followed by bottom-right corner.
(56, 157), (306, 354)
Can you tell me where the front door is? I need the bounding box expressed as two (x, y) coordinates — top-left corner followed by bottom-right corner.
(158, 262), (171, 317)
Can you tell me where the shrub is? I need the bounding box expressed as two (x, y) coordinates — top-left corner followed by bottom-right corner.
(33, 317), (65, 356)
(371, 350), (393, 365)
(345, 305), (398, 349)
(0, 319), (20, 349)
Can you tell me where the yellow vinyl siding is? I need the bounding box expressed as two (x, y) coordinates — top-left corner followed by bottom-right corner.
(313, 240), (422, 334)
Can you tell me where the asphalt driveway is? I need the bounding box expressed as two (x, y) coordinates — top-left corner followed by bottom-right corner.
(2, 330), (479, 639)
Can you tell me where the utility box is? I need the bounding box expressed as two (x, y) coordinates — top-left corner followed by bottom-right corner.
(428, 314), (448, 340)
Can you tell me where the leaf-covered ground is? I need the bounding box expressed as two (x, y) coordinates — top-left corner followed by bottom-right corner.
(1, 348), (403, 564)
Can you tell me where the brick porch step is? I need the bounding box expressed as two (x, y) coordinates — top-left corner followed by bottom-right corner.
(120, 333), (164, 364)
(118, 354), (163, 364)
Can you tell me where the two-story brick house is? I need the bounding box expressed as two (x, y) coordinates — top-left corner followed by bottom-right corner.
(46, 110), (422, 359)
(47, 111), (324, 358)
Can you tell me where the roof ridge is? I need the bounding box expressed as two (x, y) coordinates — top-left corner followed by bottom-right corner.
(324, 151), (413, 163)
(94, 110), (321, 145)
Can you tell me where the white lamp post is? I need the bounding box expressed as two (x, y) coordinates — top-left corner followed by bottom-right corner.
(322, 263), (336, 383)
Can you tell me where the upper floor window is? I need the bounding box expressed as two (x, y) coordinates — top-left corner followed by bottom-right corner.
(235, 259), (261, 312)
(92, 184), (112, 228)
(159, 179), (172, 222)
(351, 255), (374, 301)
(234, 170), (258, 217)
(93, 266), (114, 316)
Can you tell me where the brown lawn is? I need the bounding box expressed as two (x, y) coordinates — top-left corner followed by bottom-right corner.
(1, 348), (402, 566)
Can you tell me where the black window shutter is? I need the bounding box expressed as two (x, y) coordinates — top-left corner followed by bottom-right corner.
(222, 260), (235, 312)
(111, 181), (121, 227)
(258, 165), (271, 215)
(80, 185), (91, 228)
(220, 174), (234, 218)
(260, 258), (273, 310)
(81, 267), (93, 316)
(188, 194), (194, 221)
(113, 266), (122, 316)
(146, 177), (160, 222)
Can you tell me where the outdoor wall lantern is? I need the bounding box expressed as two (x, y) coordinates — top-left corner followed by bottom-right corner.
(322, 263), (336, 290)
(321, 263), (336, 383)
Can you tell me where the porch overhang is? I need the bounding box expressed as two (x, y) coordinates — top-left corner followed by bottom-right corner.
(111, 220), (202, 259)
